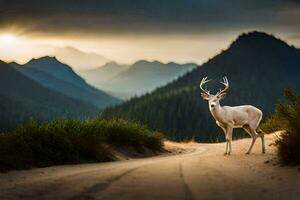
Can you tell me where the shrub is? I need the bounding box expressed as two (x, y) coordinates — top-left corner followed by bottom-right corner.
(262, 89), (300, 165)
(0, 118), (164, 171)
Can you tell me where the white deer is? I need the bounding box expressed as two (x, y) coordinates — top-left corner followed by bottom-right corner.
(200, 77), (265, 155)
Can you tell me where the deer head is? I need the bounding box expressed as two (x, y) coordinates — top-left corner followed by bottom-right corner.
(200, 76), (229, 109)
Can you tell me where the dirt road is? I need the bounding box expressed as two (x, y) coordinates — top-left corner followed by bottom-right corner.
(0, 134), (299, 200)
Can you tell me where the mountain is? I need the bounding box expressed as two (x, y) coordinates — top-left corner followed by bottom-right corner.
(55, 46), (109, 71)
(21, 56), (88, 88)
(80, 61), (129, 86)
(0, 60), (98, 129)
(102, 31), (300, 141)
(82, 60), (197, 99)
(16, 56), (121, 109)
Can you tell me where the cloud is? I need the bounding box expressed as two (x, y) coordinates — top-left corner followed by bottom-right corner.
(0, 0), (299, 37)
(1, 0), (300, 66)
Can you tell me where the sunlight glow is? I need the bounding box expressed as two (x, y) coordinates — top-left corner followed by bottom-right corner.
(0, 34), (17, 44)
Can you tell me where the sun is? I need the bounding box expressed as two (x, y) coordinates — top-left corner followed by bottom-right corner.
(0, 34), (17, 44)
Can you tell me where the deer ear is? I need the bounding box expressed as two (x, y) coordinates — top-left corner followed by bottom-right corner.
(218, 93), (226, 100)
(201, 93), (210, 100)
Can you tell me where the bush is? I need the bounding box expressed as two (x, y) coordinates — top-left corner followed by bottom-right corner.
(262, 89), (300, 165)
(0, 118), (163, 171)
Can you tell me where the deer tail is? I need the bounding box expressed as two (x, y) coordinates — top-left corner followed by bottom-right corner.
(256, 127), (265, 136)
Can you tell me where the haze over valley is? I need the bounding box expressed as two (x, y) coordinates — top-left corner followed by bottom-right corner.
(80, 60), (197, 99)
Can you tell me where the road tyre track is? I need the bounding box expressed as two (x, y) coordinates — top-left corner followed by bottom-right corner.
(69, 167), (140, 200)
(179, 162), (194, 200)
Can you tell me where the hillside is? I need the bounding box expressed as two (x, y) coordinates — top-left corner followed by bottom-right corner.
(82, 60), (196, 99)
(103, 31), (300, 141)
(16, 56), (121, 109)
(0, 60), (98, 129)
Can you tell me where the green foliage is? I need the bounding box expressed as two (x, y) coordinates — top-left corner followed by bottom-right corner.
(262, 89), (300, 165)
(0, 118), (163, 172)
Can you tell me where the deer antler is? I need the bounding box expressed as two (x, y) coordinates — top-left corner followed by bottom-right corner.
(217, 76), (229, 95)
(199, 77), (211, 96)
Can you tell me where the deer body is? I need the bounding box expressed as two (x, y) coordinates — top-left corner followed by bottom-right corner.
(200, 77), (265, 155)
(210, 105), (262, 129)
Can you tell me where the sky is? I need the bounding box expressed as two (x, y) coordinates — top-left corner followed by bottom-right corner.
(0, 0), (300, 70)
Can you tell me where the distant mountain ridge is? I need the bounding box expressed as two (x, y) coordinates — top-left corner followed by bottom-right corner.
(0, 60), (98, 129)
(81, 60), (197, 99)
(15, 56), (121, 109)
(81, 61), (129, 85)
(103, 31), (300, 141)
(55, 46), (109, 70)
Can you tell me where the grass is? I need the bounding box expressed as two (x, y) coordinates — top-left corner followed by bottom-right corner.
(0, 118), (164, 172)
(262, 88), (300, 165)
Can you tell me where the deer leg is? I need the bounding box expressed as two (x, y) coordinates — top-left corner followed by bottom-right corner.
(259, 130), (266, 154)
(243, 125), (256, 154)
(227, 127), (233, 155)
(225, 141), (228, 156)
(256, 128), (266, 153)
(219, 124), (228, 155)
(246, 130), (258, 154)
